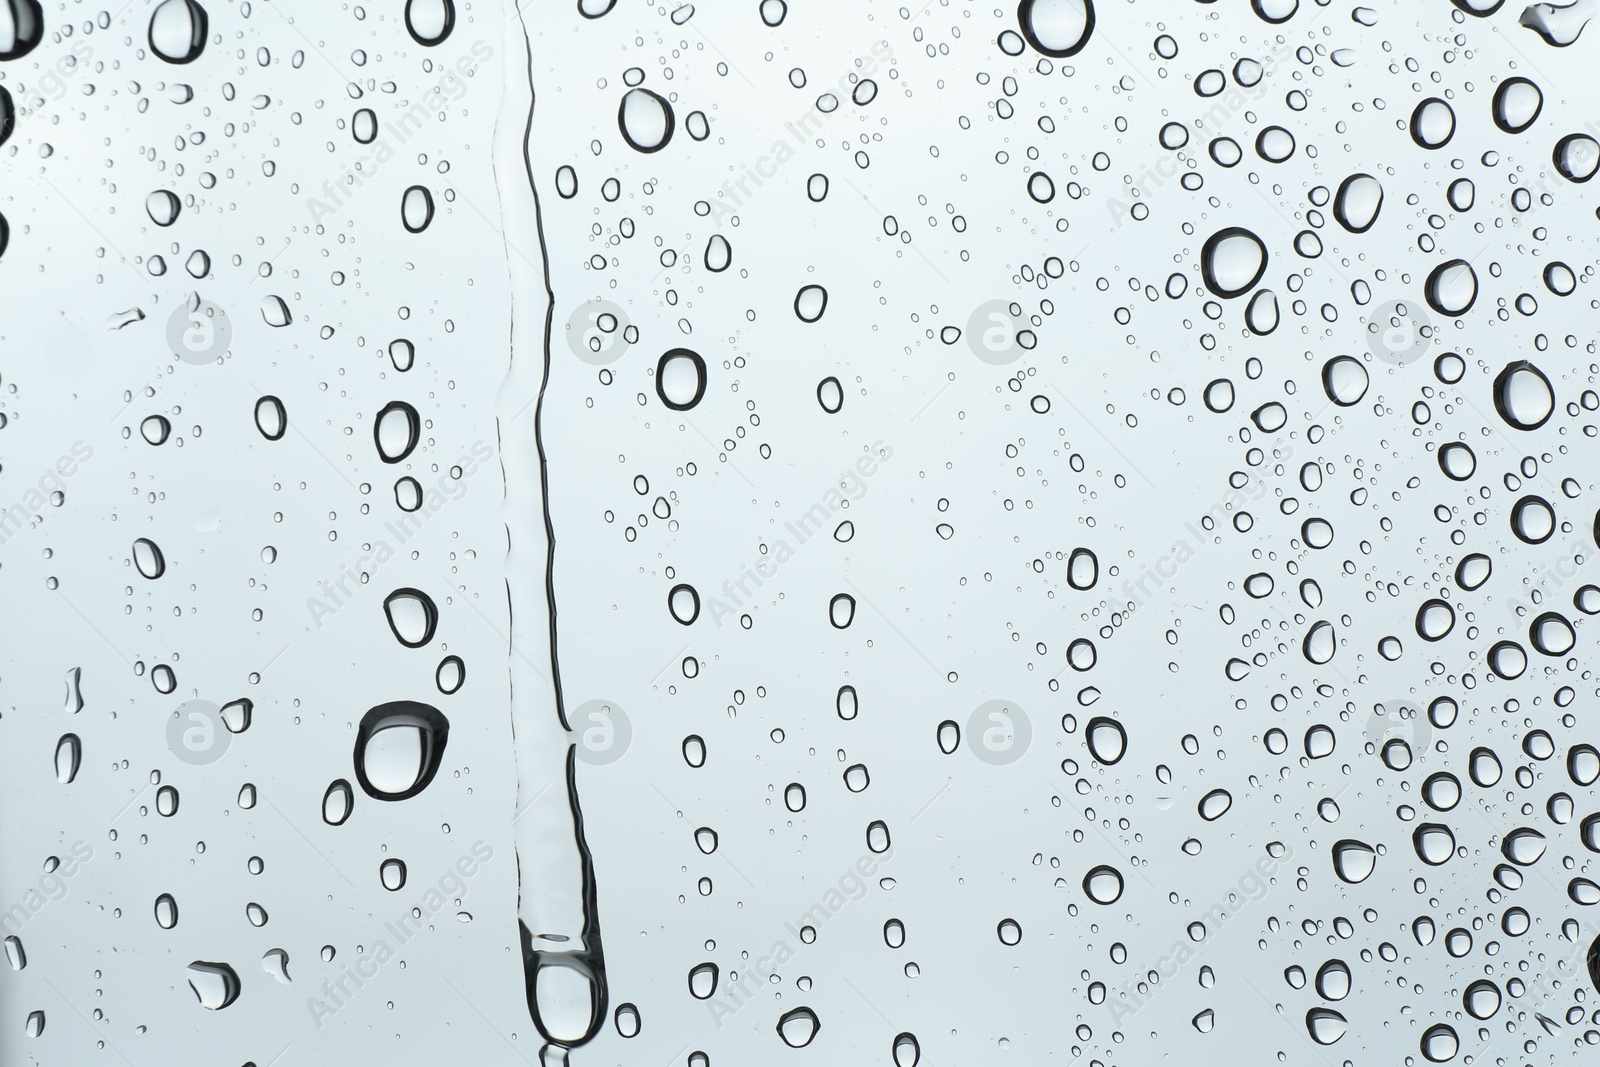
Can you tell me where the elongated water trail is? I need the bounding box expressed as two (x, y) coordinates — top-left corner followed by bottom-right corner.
(492, 5), (607, 1059)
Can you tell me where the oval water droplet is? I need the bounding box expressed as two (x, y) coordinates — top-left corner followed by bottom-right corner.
(55, 733), (80, 783)
(1331, 839), (1376, 883)
(668, 583), (701, 625)
(383, 588), (438, 648)
(1306, 1007), (1348, 1045)
(1410, 97), (1456, 148)
(1017, 0), (1095, 57)
(1083, 864), (1124, 904)
(656, 349), (707, 410)
(1200, 227), (1268, 298)
(776, 1006), (820, 1048)
(132, 538), (166, 579)
(185, 961), (240, 1010)
(322, 779), (353, 825)
(1424, 259), (1477, 316)
(0, 0), (43, 61)
(816, 376), (843, 413)
(149, 0), (207, 64)
(404, 0), (454, 45)
(374, 401), (420, 463)
(618, 87), (674, 153)
(1493, 361), (1554, 429)
(401, 185), (435, 233)
(353, 700), (449, 801)
(793, 284), (829, 323)
(1492, 76), (1542, 132)
(1333, 173), (1383, 232)
(1085, 716), (1125, 764)
(254, 395), (286, 441)
(155, 893), (179, 930)
(829, 593), (855, 629)
(146, 190), (181, 227)
(704, 233), (731, 272)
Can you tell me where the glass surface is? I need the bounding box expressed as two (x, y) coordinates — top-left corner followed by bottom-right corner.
(2, 0), (1599, 1063)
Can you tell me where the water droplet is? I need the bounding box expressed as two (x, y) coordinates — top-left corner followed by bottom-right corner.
(149, 0), (207, 64)
(656, 349), (707, 410)
(132, 538), (166, 579)
(1493, 360), (1554, 429)
(1017, 0), (1095, 57)
(55, 733), (80, 784)
(401, 185), (435, 232)
(374, 401), (421, 463)
(1083, 864), (1124, 904)
(618, 88), (674, 153)
(383, 588), (438, 648)
(185, 961), (240, 1010)
(254, 395), (286, 440)
(776, 1006), (821, 1047)
(404, 0), (454, 45)
(322, 779), (353, 825)
(1200, 227), (1268, 298)
(353, 700), (450, 801)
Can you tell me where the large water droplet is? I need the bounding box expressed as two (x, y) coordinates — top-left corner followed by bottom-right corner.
(404, 0), (454, 45)
(0, 0), (42, 61)
(1082, 864), (1124, 904)
(1492, 76), (1543, 132)
(55, 733), (80, 784)
(322, 779), (353, 825)
(383, 587), (438, 648)
(1200, 227), (1267, 298)
(374, 401), (421, 463)
(185, 961), (240, 1010)
(777, 1006), (821, 1047)
(656, 349), (706, 410)
(149, 0), (207, 64)
(1424, 259), (1477, 316)
(1017, 0), (1095, 58)
(133, 538), (166, 579)
(618, 88), (674, 153)
(1493, 361), (1554, 429)
(401, 185), (435, 233)
(1331, 839), (1376, 883)
(1332, 173), (1383, 232)
(353, 700), (450, 801)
